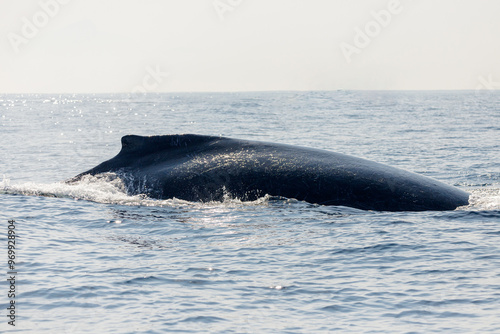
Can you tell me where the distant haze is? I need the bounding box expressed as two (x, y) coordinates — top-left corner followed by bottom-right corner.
(1, 0), (499, 93)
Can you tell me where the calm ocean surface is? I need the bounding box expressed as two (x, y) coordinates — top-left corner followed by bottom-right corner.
(1, 91), (499, 333)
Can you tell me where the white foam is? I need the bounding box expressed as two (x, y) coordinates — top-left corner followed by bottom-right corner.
(1, 174), (10, 188)
(1, 174), (271, 208)
(2, 175), (147, 206)
(461, 188), (500, 211)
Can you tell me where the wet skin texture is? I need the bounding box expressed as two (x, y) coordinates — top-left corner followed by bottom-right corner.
(70, 134), (469, 211)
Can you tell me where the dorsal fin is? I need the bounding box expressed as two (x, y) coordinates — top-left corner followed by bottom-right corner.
(119, 134), (221, 155)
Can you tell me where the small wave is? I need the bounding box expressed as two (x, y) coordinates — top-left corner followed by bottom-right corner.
(383, 310), (476, 319)
(180, 316), (226, 323)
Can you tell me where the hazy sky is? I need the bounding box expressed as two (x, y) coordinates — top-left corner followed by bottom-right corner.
(1, 0), (499, 93)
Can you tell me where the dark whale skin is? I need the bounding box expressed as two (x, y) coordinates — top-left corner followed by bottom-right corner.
(69, 134), (469, 211)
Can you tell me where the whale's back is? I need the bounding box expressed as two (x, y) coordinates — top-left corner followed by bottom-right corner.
(69, 134), (469, 211)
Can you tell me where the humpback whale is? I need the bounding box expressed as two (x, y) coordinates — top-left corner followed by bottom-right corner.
(69, 134), (469, 211)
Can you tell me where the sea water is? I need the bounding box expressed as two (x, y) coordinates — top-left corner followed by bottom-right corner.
(1, 91), (499, 333)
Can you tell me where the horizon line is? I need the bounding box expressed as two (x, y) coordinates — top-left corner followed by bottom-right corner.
(0, 89), (496, 95)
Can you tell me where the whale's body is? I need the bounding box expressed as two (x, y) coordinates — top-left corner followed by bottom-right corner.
(70, 134), (469, 211)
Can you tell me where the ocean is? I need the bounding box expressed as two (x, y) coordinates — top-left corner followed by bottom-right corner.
(1, 90), (499, 333)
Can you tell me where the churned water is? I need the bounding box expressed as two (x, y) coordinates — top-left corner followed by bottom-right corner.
(1, 91), (499, 333)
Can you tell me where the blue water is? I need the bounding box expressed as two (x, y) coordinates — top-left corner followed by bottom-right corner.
(1, 91), (499, 333)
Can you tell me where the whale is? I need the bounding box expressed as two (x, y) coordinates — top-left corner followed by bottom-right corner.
(69, 134), (469, 211)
